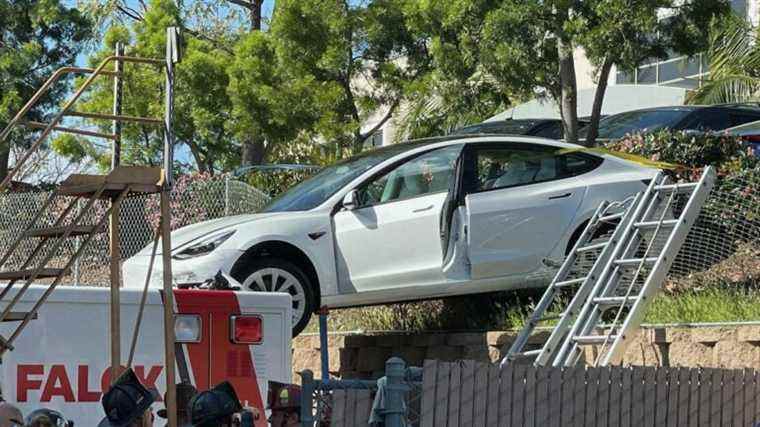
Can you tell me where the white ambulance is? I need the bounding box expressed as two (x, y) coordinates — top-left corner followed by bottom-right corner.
(0, 285), (292, 426)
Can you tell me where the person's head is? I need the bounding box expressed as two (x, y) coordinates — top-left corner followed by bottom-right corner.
(24, 409), (72, 427)
(98, 368), (159, 427)
(0, 402), (23, 427)
(158, 382), (197, 426)
(188, 381), (242, 427)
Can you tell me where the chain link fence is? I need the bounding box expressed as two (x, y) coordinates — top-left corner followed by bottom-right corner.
(0, 175), (271, 286)
(0, 168), (756, 288)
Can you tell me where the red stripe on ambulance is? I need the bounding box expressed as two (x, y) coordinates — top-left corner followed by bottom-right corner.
(174, 290), (266, 426)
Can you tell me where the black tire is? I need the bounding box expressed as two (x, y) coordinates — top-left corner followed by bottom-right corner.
(233, 257), (316, 337)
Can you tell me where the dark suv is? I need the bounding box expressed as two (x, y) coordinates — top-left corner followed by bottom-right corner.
(580, 104), (760, 142)
(453, 118), (590, 140)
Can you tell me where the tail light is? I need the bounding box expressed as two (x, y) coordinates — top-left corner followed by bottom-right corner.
(174, 314), (202, 343)
(231, 315), (263, 344)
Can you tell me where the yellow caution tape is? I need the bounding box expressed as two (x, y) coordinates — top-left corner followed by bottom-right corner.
(557, 147), (682, 170)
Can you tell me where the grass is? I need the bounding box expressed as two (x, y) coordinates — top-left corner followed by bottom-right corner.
(643, 287), (760, 324)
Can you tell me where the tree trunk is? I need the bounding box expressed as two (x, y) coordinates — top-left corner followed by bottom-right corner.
(557, 36), (579, 145)
(234, 0), (265, 166)
(585, 56), (614, 148)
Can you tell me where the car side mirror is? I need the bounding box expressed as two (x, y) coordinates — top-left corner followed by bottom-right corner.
(342, 190), (359, 211)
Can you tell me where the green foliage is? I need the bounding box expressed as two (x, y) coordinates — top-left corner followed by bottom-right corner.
(0, 0), (92, 179)
(689, 16), (760, 104)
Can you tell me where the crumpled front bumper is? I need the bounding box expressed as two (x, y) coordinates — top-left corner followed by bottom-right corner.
(121, 248), (244, 288)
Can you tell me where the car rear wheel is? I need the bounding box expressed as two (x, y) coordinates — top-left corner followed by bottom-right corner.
(236, 257), (316, 337)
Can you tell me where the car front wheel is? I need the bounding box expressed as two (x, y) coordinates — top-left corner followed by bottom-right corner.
(235, 257), (316, 336)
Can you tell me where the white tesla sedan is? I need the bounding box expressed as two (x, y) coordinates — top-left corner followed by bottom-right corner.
(123, 136), (658, 334)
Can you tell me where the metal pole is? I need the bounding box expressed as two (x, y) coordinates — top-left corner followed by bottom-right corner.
(224, 175), (230, 216)
(161, 26), (179, 427)
(300, 370), (315, 426)
(111, 42), (124, 169)
(318, 307), (329, 382)
(384, 357), (407, 427)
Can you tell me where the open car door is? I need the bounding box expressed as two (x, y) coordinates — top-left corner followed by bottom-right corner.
(440, 150), (470, 280)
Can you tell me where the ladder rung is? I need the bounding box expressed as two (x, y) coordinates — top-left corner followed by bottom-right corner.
(509, 349), (541, 359)
(24, 225), (103, 238)
(576, 241), (609, 253)
(554, 277), (587, 288)
(614, 257), (658, 267)
(1, 312), (38, 322)
(592, 296), (635, 307)
(634, 219), (679, 229)
(0, 268), (66, 281)
(573, 335), (618, 345)
(598, 212), (624, 222)
(654, 182), (698, 193)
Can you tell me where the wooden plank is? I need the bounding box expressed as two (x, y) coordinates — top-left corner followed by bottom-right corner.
(345, 388), (357, 427)
(434, 361), (451, 427)
(473, 362), (489, 427)
(709, 369), (723, 427)
(487, 364), (500, 427)
(655, 368), (668, 427)
(668, 367), (689, 427)
(524, 366), (537, 427)
(721, 369), (734, 427)
(448, 362), (462, 427)
(332, 390), (346, 427)
(421, 359), (438, 427)
(354, 389), (372, 427)
(643, 367), (657, 427)
(498, 365), (513, 427)
(560, 367), (576, 427)
(630, 366), (645, 427)
(572, 367), (587, 427)
(743, 369), (756, 427)
(689, 368), (701, 427)
(597, 367), (611, 427)
(585, 367), (599, 427)
(547, 368), (563, 427)
(460, 360), (476, 426)
(607, 367), (621, 427)
(620, 367), (632, 427)
(534, 367), (550, 427)
(676, 368), (690, 427)
(511, 365), (527, 427)
(732, 369), (744, 427)
(698, 368), (711, 426)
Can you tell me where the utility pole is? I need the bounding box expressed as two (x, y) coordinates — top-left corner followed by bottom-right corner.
(109, 42), (124, 385)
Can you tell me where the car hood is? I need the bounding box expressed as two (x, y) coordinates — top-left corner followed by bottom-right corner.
(136, 212), (285, 256)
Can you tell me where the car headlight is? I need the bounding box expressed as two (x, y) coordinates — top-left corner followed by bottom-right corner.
(173, 230), (236, 260)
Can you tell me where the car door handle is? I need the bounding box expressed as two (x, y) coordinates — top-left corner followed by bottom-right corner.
(413, 205), (434, 213)
(548, 192), (572, 200)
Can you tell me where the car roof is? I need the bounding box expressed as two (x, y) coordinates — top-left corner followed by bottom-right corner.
(406, 134), (587, 150)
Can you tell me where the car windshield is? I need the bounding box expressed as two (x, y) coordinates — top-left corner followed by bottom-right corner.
(263, 141), (435, 212)
(583, 109), (692, 139)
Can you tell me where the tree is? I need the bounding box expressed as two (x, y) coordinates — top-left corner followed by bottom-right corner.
(270, 0), (430, 154)
(404, 0), (728, 146)
(61, 0), (239, 174)
(0, 0), (91, 182)
(688, 16), (760, 104)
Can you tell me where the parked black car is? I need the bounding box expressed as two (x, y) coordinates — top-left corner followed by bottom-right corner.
(453, 118), (590, 140)
(579, 104), (760, 142)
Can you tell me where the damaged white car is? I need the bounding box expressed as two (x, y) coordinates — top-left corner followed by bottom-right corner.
(123, 136), (658, 335)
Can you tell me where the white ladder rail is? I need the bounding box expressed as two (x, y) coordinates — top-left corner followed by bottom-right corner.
(551, 172), (666, 367)
(597, 167), (716, 366)
(530, 192), (641, 367)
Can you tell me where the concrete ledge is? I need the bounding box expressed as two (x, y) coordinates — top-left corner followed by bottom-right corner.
(292, 323), (760, 381)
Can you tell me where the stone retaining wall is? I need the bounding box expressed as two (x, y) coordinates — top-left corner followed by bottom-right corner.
(291, 323), (760, 381)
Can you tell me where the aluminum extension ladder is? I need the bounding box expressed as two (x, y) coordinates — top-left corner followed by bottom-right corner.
(502, 166), (716, 368)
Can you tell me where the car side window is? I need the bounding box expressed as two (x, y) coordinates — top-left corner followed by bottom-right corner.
(470, 144), (601, 192)
(356, 145), (462, 207)
(686, 110), (730, 131)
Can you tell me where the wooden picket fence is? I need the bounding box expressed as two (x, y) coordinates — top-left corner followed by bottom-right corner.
(420, 359), (760, 427)
(329, 389), (374, 427)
